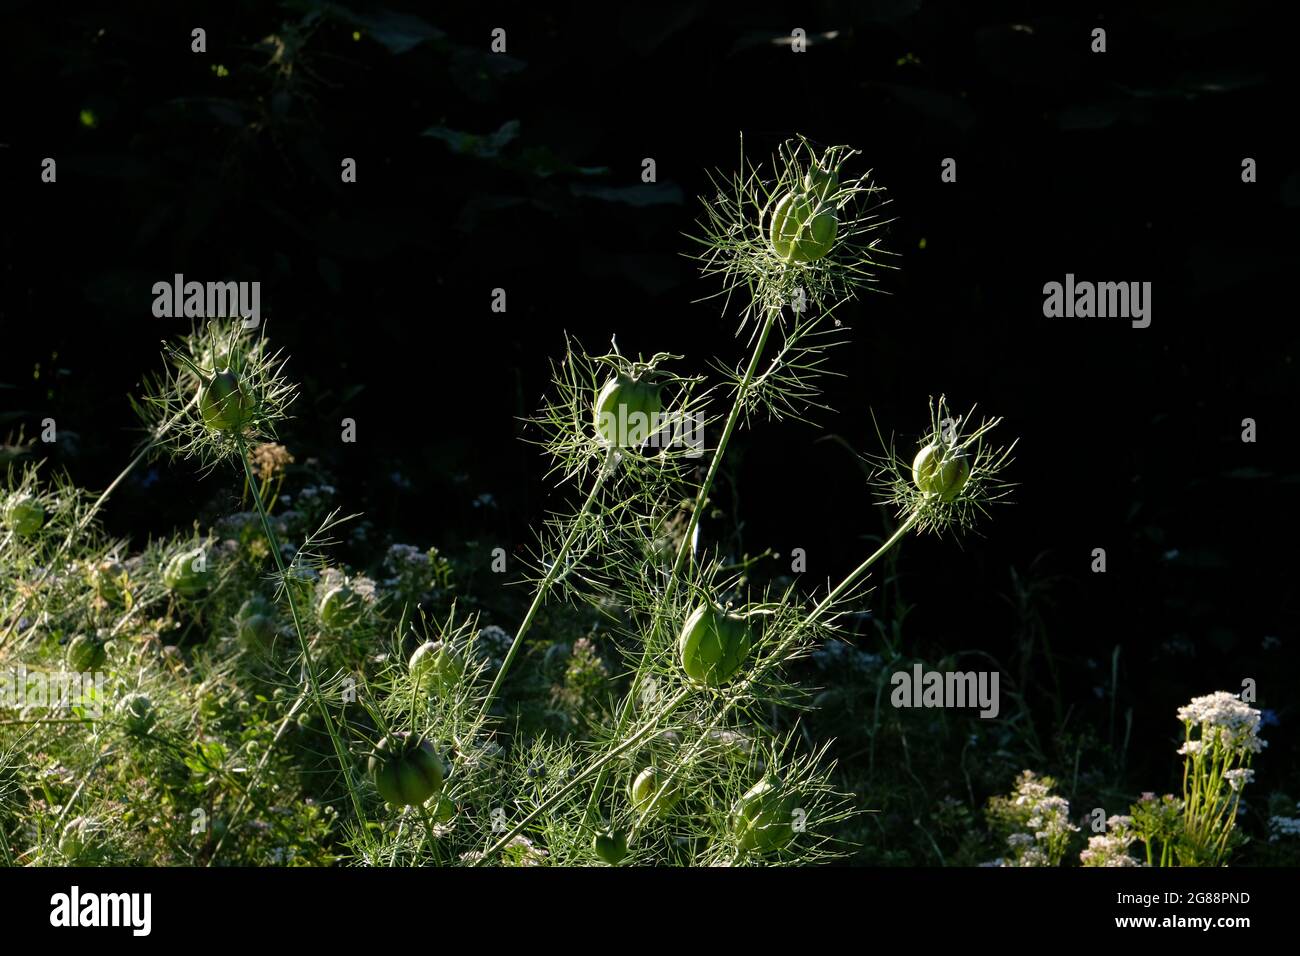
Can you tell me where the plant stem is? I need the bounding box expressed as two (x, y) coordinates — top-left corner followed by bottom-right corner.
(209, 678), (312, 864)
(666, 309), (780, 589)
(481, 448), (616, 716)
(583, 306), (781, 827)
(473, 688), (693, 865)
(487, 503), (923, 864)
(235, 439), (372, 851)
(807, 511), (921, 623)
(0, 399), (196, 650)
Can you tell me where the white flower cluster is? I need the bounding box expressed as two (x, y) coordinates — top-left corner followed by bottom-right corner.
(1080, 815), (1141, 867)
(1269, 816), (1300, 841)
(477, 625), (514, 666)
(1176, 691), (1267, 756)
(1027, 795), (1073, 839)
(1224, 768), (1255, 792)
(318, 566), (377, 600)
(996, 771), (1079, 866)
(811, 638), (881, 674)
(385, 543), (428, 569)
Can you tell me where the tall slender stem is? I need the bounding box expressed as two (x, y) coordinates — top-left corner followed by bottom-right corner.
(473, 687), (693, 864)
(235, 439), (372, 851)
(808, 511), (921, 623)
(494, 503), (924, 863)
(633, 511), (922, 822)
(583, 307), (781, 826)
(0, 398), (196, 650)
(482, 449), (616, 717)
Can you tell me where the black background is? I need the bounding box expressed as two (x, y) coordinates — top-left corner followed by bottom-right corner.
(1, 1), (1297, 800)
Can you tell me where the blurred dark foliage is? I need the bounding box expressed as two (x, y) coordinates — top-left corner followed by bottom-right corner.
(1, 1), (1297, 811)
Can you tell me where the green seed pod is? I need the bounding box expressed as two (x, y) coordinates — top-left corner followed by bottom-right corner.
(4, 493), (46, 537)
(318, 583), (362, 629)
(67, 634), (108, 672)
(164, 550), (211, 597)
(911, 443), (971, 501)
(769, 191), (838, 262)
(594, 373), (663, 448)
(409, 640), (463, 696)
(629, 767), (680, 819)
(235, 595), (277, 650)
(593, 828), (629, 865)
(369, 733), (444, 807)
(59, 816), (108, 862)
(803, 163), (840, 203)
(117, 691), (155, 735)
(198, 368), (251, 432)
(678, 602), (753, 687)
(731, 776), (796, 854)
(432, 794), (456, 825)
(88, 559), (128, 605)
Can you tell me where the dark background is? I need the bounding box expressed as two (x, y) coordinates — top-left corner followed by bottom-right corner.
(2, 1), (1296, 799)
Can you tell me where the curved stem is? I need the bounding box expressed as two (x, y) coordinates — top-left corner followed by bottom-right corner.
(473, 688), (693, 865)
(487, 505), (924, 865)
(235, 438), (372, 852)
(482, 447), (616, 717)
(666, 309), (779, 589)
(209, 672), (313, 865)
(0, 397), (197, 650)
(583, 307), (780, 827)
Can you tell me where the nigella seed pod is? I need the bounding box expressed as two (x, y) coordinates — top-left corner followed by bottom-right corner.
(318, 583), (362, 629)
(629, 767), (680, 818)
(164, 551), (211, 597)
(593, 829), (629, 865)
(911, 443), (971, 501)
(117, 692), (155, 735)
(88, 559), (128, 605)
(369, 733), (444, 807)
(3, 493), (46, 536)
(769, 191), (838, 262)
(678, 602), (753, 687)
(409, 640), (464, 696)
(235, 595), (277, 650)
(67, 634), (108, 671)
(198, 368), (251, 432)
(594, 373), (663, 449)
(731, 776), (796, 853)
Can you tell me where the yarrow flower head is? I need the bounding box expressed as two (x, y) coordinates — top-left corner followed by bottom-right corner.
(248, 442), (294, 482)
(1224, 768), (1255, 792)
(986, 770), (1079, 867)
(1177, 691), (1267, 757)
(1268, 805), (1300, 842)
(1080, 815), (1141, 867)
